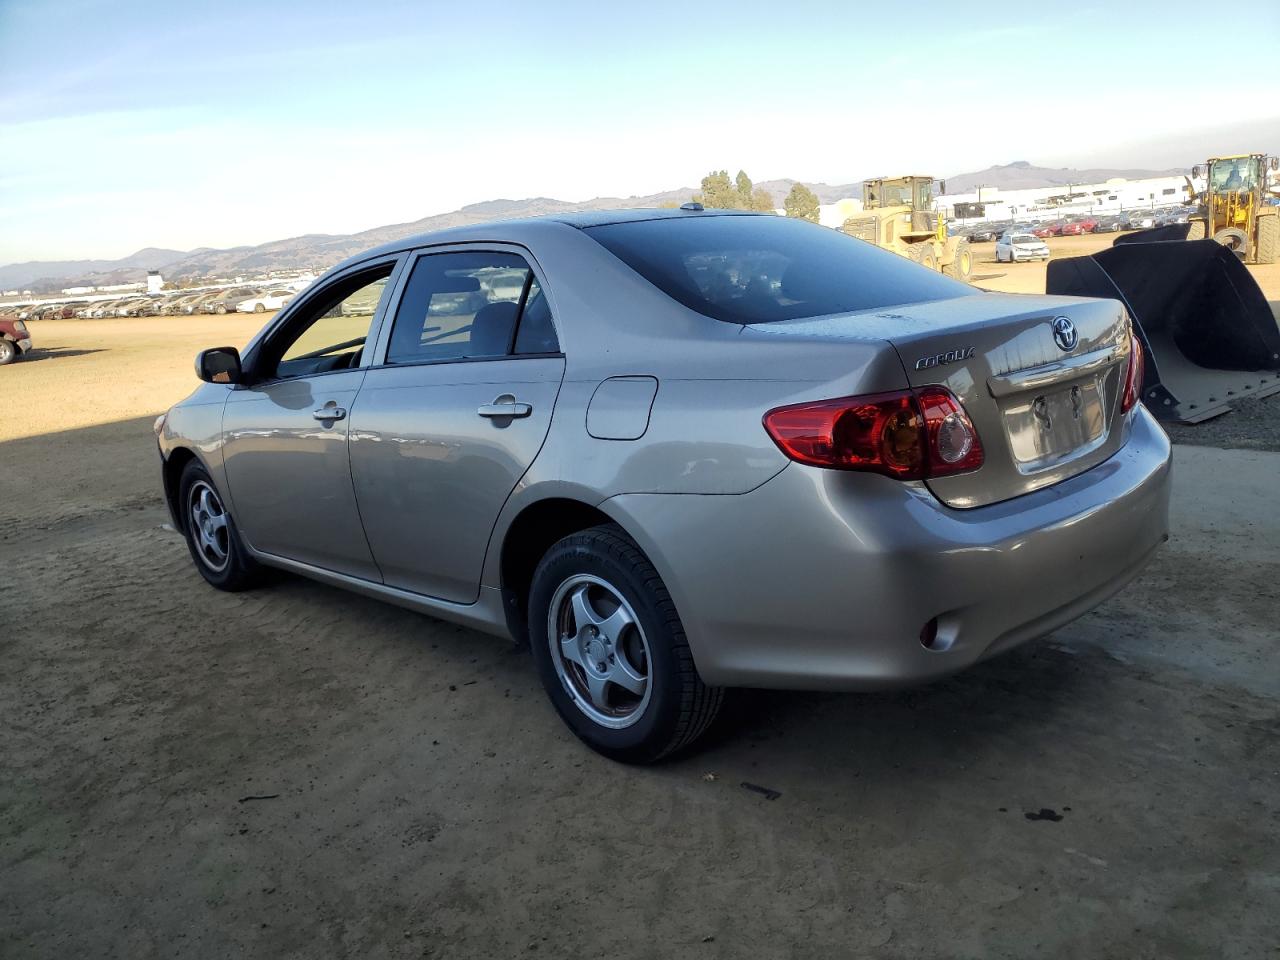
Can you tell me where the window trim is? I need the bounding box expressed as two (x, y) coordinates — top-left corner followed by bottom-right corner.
(238, 252), (407, 386)
(364, 241), (563, 369)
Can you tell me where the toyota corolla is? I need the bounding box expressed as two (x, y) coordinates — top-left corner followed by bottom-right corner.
(156, 209), (1172, 762)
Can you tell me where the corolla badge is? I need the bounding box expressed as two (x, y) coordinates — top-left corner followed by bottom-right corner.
(1052, 316), (1078, 352)
(914, 345), (976, 370)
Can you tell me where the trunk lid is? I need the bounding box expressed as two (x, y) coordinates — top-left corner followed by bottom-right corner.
(753, 292), (1132, 508)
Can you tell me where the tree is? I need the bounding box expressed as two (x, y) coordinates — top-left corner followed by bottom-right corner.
(692, 169), (776, 212)
(784, 183), (820, 222)
(750, 186), (776, 212)
(694, 170), (738, 209)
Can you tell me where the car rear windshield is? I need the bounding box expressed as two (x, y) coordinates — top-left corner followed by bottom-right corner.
(582, 214), (972, 324)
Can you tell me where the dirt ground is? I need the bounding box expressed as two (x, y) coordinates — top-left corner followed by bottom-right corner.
(3, 238), (1279, 958)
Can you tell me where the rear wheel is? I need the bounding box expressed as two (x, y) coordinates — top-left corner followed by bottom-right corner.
(254, 303), (265, 313)
(1256, 214), (1278, 264)
(178, 459), (264, 591)
(0, 339), (15, 365)
(528, 525), (724, 763)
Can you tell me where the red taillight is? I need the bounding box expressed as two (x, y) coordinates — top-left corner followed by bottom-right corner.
(763, 386), (983, 480)
(1121, 332), (1143, 413)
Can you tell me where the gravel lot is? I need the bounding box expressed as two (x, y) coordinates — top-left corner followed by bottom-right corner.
(3, 242), (1279, 958)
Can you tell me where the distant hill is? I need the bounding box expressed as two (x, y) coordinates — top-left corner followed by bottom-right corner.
(944, 160), (1186, 193)
(3, 163), (1181, 292)
(0, 248), (188, 291)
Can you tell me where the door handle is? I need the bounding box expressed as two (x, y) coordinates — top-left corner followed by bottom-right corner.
(477, 399), (532, 419)
(312, 405), (347, 422)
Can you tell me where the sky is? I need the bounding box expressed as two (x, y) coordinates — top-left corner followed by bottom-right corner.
(1, 0), (1278, 264)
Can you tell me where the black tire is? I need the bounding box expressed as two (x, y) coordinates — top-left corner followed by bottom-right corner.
(528, 524), (724, 763)
(0, 339), (15, 366)
(945, 239), (973, 280)
(1256, 214), (1278, 264)
(177, 459), (264, 591)
(1213, 227), (1248, 259)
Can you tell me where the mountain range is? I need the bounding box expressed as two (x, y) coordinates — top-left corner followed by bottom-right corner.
(1, 162), (1184, 293)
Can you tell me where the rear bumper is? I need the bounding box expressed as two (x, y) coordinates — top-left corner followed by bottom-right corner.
(17, 338), (31, 352)
(604, 407), (1172, 690)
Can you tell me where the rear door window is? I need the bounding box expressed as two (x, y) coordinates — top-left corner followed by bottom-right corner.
(385, 251), (557, 363)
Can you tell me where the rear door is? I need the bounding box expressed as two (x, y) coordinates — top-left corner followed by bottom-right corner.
(349, 246), (564, 602)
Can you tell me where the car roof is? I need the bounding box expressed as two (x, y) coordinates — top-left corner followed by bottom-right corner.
(327, 207), (764, 275)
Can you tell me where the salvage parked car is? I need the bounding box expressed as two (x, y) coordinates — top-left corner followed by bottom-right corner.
(236, 290), (294, 313)
(204, 287), (258, 315)
(157, 209), (1172, 762)
(0, 315), (33, 364)
(1060, 217), (1096, 235)
(995, 231), (1050, 262)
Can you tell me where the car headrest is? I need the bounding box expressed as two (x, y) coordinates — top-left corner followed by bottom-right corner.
(780, 260), (824, 301)
(469, 301), (518, 357)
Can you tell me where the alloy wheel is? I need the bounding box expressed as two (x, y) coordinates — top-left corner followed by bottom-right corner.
(547, 574), (652, 729)
(187, 480), (230, 573)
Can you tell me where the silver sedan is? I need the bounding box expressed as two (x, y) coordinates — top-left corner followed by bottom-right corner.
(156, 209), (1172, 762)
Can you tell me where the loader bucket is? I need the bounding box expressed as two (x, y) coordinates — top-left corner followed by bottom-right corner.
(1046, 238), (1280, 423)
(1114, 223), (1192, 245)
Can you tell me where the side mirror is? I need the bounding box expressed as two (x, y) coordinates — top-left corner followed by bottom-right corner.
(195, 346), (242, 384)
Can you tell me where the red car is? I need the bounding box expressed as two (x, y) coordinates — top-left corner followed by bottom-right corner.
(1032, 223), (1059, 238)
(1060, 218), (1097, 236)
(0, 315), (33, 365)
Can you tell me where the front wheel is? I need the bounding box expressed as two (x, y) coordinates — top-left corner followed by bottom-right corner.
(178, 459), (264, 591)
(1256, 214), (1278, 264)
(946, 239), (973, 280)
(254, 303), (265, 313)
(528, 525), (724, 763)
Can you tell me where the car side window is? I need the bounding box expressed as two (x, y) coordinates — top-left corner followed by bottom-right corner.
(264, 264), (396, 380)
(386, 251), (544, 364)
(513, 277), (560, 355)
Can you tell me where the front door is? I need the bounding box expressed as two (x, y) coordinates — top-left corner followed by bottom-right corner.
(350, 248), (564, 602)
(221, 259), (401, 579)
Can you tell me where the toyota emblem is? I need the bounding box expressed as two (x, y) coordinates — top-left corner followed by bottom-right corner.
(1052, 316), (1078, 352)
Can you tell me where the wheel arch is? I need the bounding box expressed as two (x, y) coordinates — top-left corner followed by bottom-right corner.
(162, 446), (200, 532)
(498, 496), (637, 646)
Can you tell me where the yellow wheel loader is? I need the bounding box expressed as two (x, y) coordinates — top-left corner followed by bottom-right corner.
(1184, 154), (1279, 264)
(839, 176), (974, 281)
